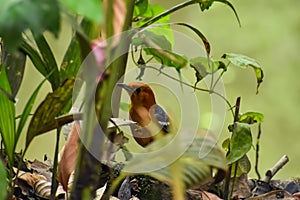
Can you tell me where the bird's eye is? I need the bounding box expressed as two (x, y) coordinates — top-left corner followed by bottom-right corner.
(135, 87), (141, 94)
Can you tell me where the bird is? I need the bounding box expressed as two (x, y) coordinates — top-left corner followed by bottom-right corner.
(117, 82), (170, 147)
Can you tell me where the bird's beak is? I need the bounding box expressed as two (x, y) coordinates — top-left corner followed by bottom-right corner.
(117, 83), (134, 94)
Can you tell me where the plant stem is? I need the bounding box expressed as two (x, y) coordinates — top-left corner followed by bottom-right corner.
(212, 69), (225, 91)
(143, 65), (235, 117)
(255, 123), (262, 180)
(223, 97), (241, 200)
(140, 0), (197, 28)
(50, 128), (61, 200)
(71, 0), (135, 199)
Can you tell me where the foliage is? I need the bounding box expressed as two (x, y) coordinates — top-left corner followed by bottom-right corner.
(0, 160), (7, 199)
(0, 65), (15, 164)
(0, 0), (60, 50)
(120, 134), (227, 188)
(0, 0), (265, 199)
(26, 78), (75, 146)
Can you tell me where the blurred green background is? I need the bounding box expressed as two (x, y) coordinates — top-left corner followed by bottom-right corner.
(16, 0), (300, 179)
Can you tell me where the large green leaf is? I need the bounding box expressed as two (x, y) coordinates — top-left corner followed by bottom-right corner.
(123, 134), (227, 188)
(60, 37), (82, 81)
(20, 40), (48, 77)
(0, 65), (16, 163)
(0, 0), (60, 50)
(222, 53), (264, 93)
(239, 112), (264, 124)
(26, 78), (75, 146)
(21, 38), (60, 90)
(0, 160), (7, 200)
(16, 79), (46, 138)
(34, 35), (60, 90)
(60, 19), (96, 82)
(60, 0), (103, 24)
(227, 123), (252, 164)
(1, 47), (26, 98)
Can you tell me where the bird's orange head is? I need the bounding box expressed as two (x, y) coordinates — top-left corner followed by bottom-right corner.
(117, 82), (156, 109)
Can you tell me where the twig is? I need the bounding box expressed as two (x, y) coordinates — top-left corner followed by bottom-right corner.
(140, 0), (196, 28)
(50, 128), (61, 199)
(143, 65), (235, 117)
(255, 123), (262, 180)
(262, 155), (289, 183)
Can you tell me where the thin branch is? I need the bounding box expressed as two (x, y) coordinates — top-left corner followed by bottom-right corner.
(255, 123), (262, 180)
(212, 68), (227, 91)
(130, 44), (139, 66)
(140, 0), (197, 28)
(50, 128), (61, 200)
(262, 155), (289, 183)
(143, 65), (235, 117)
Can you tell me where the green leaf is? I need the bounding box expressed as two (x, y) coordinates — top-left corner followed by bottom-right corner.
(231, 154), (251, 177)
(239, 112), (264, 124)
(145, 48), (188, 70)
(1, 47), (26, 98)
(34, 35), (60, 90)
(0, 160), (7, 200)
(227, 123), (252, 164)
(0, 65), (16, 164)
(134, 31), (187, 70)
(123, 135), (227, 188)
(137, 4), (174, 47)
(190, 56), (226, 84)
(20, 40), (48, 77)
(26, 78), (75, 146)
(0, 0), (60, 50)
(222, 138), (230, 151)
(140, 22), (211, 56)
(214, 0), (241, 26)
(199, 0), (240, 26)
(16, 79), (46, 138)
(222, 53), (264, 93)
(174, 22), (210, 56)
(134, 0), (149, 19)
(60, 20), (93, 114)
(60, 38), (81, 81)
(61, 0), (103, 24)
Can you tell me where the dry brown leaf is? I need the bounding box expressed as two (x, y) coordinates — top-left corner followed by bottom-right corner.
(231, 173), (252, 199)
(35, 179), (65, 199)
(247, 190), (296, 200)
(14, 168), (46, 188)
(186, 189), (221, 200)
(57, 121), (80, 191)
(293, 192), (300, 199)
(30, 159), (52, 181)
(18, 171), (46, 188)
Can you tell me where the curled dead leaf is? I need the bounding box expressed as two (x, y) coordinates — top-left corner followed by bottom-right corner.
(58, 121), (80, 191)
(15, 168), (46, 188)
(35, 179), (65, 199)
